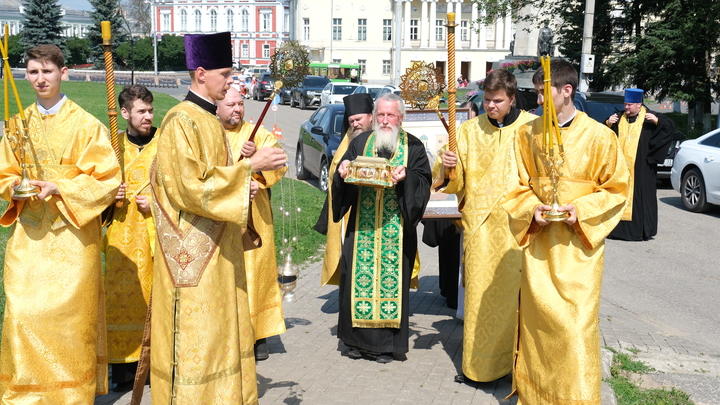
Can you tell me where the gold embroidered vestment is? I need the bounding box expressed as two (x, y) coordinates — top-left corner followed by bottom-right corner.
(0, 100), (121, 402)
(226, 120), (287, 341)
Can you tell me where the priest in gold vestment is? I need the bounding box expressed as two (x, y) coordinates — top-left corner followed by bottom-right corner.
(217, 87), (288, 362)
(150, 33), (264, 404)
(0, 45), (120, 403)
(434, 69), (534, 383)
(502, 59), (629, 405)
(103, 84), (158, 391)
(315, 93), (374, 286)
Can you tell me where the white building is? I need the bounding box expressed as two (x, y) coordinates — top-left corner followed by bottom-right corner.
(152, 0), (289, 70)
(293, 0), (516, 84)
(0, 0), (93, 38)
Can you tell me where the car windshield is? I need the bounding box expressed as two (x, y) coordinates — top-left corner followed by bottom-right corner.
(305, 77), (328, 87)
(367, 88), (383, 98)
(585, 102), (625, 123)
(334, 85), (357, 95)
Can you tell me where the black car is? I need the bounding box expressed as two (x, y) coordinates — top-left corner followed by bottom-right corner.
(289, 76), (331, 110)
(252, 72), (275, 101)
(295, 104), (345, 192)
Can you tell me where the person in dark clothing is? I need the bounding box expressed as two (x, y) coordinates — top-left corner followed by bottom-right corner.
(333, 93), (431, 364)
(606, 88), (674, 241)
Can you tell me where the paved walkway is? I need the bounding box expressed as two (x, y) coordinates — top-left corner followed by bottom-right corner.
(96, 226), (677, 405)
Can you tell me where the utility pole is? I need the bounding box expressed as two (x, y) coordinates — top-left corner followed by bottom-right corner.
(393, 0), (402, 85)
(579, 0), (595, 92)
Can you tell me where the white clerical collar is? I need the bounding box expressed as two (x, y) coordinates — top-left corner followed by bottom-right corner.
(189, 89), (216, 106)
(37, 95), (67, 115)
(558, 108), (577, 128)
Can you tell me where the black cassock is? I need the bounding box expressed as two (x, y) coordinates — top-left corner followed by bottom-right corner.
(608, 111), (675, 241)
(332, 131), (431, 355)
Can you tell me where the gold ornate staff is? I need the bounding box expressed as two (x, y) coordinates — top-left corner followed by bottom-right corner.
(539, 55), (567, 221)
(101, 21), (124, 207)
(445, 12), (458, 181)
(1, 24), (39, 198)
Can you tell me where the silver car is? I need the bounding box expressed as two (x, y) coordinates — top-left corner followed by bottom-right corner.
(671, 128), (720, 212)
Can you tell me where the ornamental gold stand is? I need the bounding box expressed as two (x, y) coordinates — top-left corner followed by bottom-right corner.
(539, 55), (569, 222)
(1, 24), (39, 198)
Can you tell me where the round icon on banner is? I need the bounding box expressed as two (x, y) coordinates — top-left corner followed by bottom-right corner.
(272, 105), (278, 112)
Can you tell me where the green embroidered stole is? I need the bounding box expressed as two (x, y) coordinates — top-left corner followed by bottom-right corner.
(351, 131), (409, 329)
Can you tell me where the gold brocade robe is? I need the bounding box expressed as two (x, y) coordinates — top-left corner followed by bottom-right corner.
(150, 101), (257, 404)
(321, 132), (352, 286)
(502, 112), (629, 405)
(226, 120), (287, 341)
(433, 111), (534, 382)
(0, 100), (121, 402)
(103, 132), (157, 364)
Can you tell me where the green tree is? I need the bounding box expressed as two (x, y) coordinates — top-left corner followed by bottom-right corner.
(6, 35), (23, 67)
(66, 37), (92, 66)
(19, 0), (65, 53)
(87, 0), (128, 68)
(620, 0), (720, 130)
(158, 35), (186, 71)
(116, 36), (153, 70)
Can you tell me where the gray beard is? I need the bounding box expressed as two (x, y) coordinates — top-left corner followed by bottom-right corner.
(374, 123), (398, 158)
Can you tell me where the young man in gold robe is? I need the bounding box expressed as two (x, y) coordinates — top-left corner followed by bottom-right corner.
(0, 44), (121, 402)
(216, 86), (288, 362)
(315, 93), (374, 286)
(149, 32), (273, 404)
(502, 59), (630, 404)
(434, 69), (535, 383)
(103, 84), (157, 392)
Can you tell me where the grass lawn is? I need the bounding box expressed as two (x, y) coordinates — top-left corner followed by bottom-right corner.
(0, 80), (180, 129)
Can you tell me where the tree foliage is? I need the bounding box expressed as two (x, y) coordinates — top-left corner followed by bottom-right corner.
(19, 0), (65, 54)
(66, 37), (92, 66)
(87, 0), (128, 67)
(121, 0), (151, 36)
(115, 35), (185, 71)
(5, 35), (23, 67)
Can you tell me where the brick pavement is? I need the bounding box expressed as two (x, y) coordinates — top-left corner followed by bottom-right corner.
(98, 224), (630, 405)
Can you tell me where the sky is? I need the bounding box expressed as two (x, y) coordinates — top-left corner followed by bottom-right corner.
(59, 0), (93, 11)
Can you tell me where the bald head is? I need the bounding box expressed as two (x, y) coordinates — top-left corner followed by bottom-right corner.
(217, 86), (244, 129)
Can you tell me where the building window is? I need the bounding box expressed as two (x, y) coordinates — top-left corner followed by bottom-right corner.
(382, 59), (391, 74)
(241, 43), (248, 57)
(262, 44), (270, 58)
(261, 11), (271, 32)
(303, 18), (310, 41)
(357, 18), (366, 41)
(194, 9), (201, 32)
(383, 19), (392, 41)
(241, 9), (249, 31)
(436, 19), (444, 41)
(161, 13), (170, 31)
(460, 20), (468, 41)
(210, 10), (217, 32)
(333, 18), (342, 41)
(410, 19), (418, 40)
(227, 9), (234, 32)
(358, 59), (366, 76)
(180, 9), (187, 31)
(332, 59), (341, 63)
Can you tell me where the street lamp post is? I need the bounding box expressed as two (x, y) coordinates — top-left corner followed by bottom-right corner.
(118, 7), (135, 84)
(148, 0), (158, 76)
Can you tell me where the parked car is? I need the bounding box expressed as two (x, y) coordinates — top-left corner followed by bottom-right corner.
(296, 104), (346, 192)
(320, 82), (359, 106)
(670, 128), (720, 212)
(278, 87), (292, 105)
(288, 76), (331, 109)
(351, 84), (388, 100)
(374, 85), (399, 100)
(252, 72), (275, 101)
